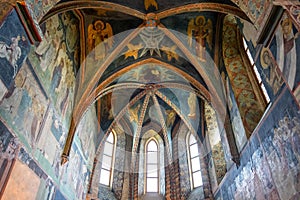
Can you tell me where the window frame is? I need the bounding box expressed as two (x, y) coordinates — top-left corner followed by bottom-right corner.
(99, 131), (116, 188)
(242, 37), (270, 104)
(145, 138), (160, 193)
(187, 134), (203, 189)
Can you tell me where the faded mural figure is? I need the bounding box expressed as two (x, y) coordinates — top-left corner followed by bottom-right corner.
(60, 60), (75, 118)
(35, 17), (62, 72)
(88, 20), (114, 60)
(188, 92), (197, 119)
(0, 66), (47, 148)
(129, 104), (140, 123)
(0, 36), (22, 77)
(260, 47), (284, 95)
(165, 110), (176, 127)
(279, 13), (299, 89)
(188, 16), (213, 62)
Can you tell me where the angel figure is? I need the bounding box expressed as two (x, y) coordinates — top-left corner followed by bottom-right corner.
(165, 110), (176, 127)
(187, 16), (213, 61)
(88, 20), (114, 60)
(129, 104), (140, 123)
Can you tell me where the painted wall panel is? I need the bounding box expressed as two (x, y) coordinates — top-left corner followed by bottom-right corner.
(2, 159), (40, 200)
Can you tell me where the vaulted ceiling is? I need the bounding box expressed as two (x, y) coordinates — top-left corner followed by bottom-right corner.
(32, 0), (255, 164)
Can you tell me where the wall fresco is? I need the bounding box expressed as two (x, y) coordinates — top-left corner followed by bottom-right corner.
(28, 11), (79, 128)
(76, 106), (97, 164)
(215, 88), (300, 200)
(0, 10), (30, 89)
(25, 0), (59, 22)
(58, 141), (91, 200)
(0, 1), (16, 28)
(222, 15), (265, 136)
(36, 105), (67, 179)
(0, 121), (19, 197)
(205, 102), (227, 186)
(1, 159), (40, 200)
(17, 147), (61, 200)
(259, 47), (284, 99)
(111, 130), (126, 199)
(0, 61), (48, 150)
(270, 12), (300, 104)
(231, 0), (273, 42)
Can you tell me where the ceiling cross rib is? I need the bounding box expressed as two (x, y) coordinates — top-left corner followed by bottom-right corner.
(130, 93), (151, 172)
(152, 93), (173, 164)
(74, 25), (145, 120)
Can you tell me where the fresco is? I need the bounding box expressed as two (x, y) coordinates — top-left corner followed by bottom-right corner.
(99, 93), (115, 132)
(76, 106), (97, 163)
(28, 11), (79, 128)
(35, 178), (56, 200)
(87, 20), (114, 61)
(262, 115), (300, 199)
(0, 79), (7, 101)
(36, 105), (67, 179)
(223, 15), (265, 136)
(232, 0), (272, 43)
(17, 147), (60, 200)
(53, 189), (67, 200)
(187, 15), (213, 62)
(270, 12), (300, 104)
(0, 61), (48, 150)
(205, 102), (227, 186)
(111, 130), (126, 199)
(117, 64), (189, 84)
(1, 159), (40, 200)
(0, 121), (19, 197)
(215, 88), (300, 200)
(0, 1), (14, 23)
(259, 47), (284, 99)
(59, 142), (91, 200)
(0, 10), (30, 89)
(25, 0), (59, 22)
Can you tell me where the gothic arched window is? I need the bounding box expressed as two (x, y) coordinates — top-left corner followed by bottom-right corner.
(146, 139), (159, 193)
(99, 131), (116, 187)
(188, 134), (203, 189)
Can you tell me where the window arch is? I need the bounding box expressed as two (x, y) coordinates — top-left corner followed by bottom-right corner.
(187, 134), (203, 189)
(146, 139), (159, 193)
(99, 131), (116, 187)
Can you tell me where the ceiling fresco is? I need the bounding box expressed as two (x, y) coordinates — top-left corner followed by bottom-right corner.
(116, 64), (190, 84)
(1, 1), (299, 200)
(0, 0), (275, 168)
(43, 1), (234, 163)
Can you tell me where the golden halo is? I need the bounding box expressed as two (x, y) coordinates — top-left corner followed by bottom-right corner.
(195, 16), (205, 26)
(260, 47), (270, 69)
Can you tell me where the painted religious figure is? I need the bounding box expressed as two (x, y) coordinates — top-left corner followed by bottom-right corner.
(0, 36), (21, 77)
(87, 20), (114, 60)
(187, 92), (197, 119)
(276, 13), (299, 90)
(260, 47), (284, 95)
(188, 16), (213, 62)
